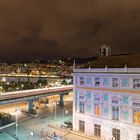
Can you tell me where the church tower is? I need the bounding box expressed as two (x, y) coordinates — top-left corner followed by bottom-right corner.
(99, 44), (111, 57)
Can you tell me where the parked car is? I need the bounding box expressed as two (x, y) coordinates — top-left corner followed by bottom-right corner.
(61, 121), (72, 130)
(60, 123), (68, 129)
(64, 121), (72, 126)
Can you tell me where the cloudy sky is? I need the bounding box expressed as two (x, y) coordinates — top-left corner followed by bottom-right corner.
(0, 0), (140, 61)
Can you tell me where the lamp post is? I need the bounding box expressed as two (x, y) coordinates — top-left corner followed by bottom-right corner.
(52, 100), (59, 138)
(30, 131), (34, 140)
(63, 109), (68, 139)
(53, 100), (59, 121)
(15, 108), (21, 137)
(53, 100), (56, 121)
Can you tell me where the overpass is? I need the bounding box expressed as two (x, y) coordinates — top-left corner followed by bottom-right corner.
(0, 85), (73, 112)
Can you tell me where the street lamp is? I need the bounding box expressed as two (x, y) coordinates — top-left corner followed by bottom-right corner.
(15, 108), (21, 137)
(62, 109), (68, 138)
(53, 101), (59, 121)
(53, 101), (56, 121)
(30, 131), (34, 140)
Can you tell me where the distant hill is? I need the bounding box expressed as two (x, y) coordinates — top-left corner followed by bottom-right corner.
(85, 54), (140, 68)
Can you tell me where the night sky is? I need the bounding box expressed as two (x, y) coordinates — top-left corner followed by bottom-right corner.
(0, 0), (140, 61)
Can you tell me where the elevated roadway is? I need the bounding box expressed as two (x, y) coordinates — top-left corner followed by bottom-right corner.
(0, 86), (73, 109)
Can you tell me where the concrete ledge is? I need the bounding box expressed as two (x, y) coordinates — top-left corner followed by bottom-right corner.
(70, 131), (96, 140)
(48, 125), (97, 140)
(0, 122), (15, 130)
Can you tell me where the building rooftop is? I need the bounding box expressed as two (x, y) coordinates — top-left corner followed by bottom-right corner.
(86, 54), (140, 68)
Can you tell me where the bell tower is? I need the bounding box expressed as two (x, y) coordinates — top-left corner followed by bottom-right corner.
(99, 44), (111, 57)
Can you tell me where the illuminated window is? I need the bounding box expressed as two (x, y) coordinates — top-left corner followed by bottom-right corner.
(94, 124), (101, 137)
(133, 109), (140, 124)
(80, 77), (84, 85)
(133, 79), (140, 89)
(95, 77), (100, 86)
(112, 78), (119, 87)
(94, 104), (100, 117)
(103, 78), (109, 86)
(121, 79), (129, 87)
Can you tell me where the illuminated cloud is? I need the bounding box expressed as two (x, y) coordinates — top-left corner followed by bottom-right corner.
(0, 0), (140, 60)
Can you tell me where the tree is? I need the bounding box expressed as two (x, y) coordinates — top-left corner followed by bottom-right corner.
(61, 80), (67, 85)
(37, 79), (48, 87)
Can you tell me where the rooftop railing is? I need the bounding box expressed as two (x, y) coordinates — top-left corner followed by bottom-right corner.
(73, 67), (140, 73)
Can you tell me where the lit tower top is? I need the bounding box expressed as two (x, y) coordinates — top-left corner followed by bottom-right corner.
(99, 44), (111, 57)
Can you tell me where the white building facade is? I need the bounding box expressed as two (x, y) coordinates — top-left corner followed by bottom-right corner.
(73, 68), (140, 140)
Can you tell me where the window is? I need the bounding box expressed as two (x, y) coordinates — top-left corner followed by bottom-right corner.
(103, 78), (109, 86)
(122, 107), (129, 121)
(112, 96), (119, 105)
(123, 96), (129, 105)
(86, 77), (92, 85)
(112, 106), (119, 120)
(85, 92), (92, 113)
(85, 101), (92, 113)
(79, 95), (84, 100)
(94, 104), (100, 117)
(122, 79), (129, 87)
(95, 78), (100, 86)
(80, 77), (84, 85)
(137, 134), (140, 140)
(133, 79), (140, 89)
(103, 95), (109, 102)
(133, 109), (140, 124)
(86, 92), (91, 100)
(94, 94), (100, 102)
(112, 78), (119, 87)
(94, 124), (101, 137)
(79, 120), (85, 132)
(112, 129), (120, 140)
(103, 105), (109, 117)
(79, 102), (84, 113)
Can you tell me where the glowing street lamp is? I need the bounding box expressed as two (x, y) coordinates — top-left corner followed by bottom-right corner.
(30, 131), (34, 136)
(53, 101), (59, 121)
(63, 109), (68, 138)
(15, 108), (21, 137)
